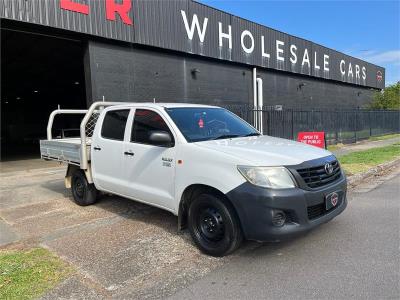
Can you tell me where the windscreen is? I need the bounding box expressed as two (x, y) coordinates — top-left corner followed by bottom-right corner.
(165, 107), (259, 142)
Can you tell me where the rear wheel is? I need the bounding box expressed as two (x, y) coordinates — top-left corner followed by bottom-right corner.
(188, 193), (243, 257)
(71, 170), (97, 206)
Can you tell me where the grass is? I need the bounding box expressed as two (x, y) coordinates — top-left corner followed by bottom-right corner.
(0, 248), (72, 300)
(339, 143), (400, 175)
(327, 143), (344, 152)
(368, 133), (400, 141)
(327, 133), (400, 152)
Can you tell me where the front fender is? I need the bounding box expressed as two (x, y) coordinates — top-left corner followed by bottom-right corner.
(174, 165), (246, 213)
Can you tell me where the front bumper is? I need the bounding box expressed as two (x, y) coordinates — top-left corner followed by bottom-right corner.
(226, 174), (347, 241)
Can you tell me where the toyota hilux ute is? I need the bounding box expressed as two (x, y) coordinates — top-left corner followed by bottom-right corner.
(40, 102), (347, 257)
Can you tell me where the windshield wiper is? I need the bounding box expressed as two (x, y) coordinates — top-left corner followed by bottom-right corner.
(244, 132), (262, 137)
(213, 134), (241, 140)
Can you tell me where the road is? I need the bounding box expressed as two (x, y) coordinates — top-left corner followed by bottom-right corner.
(1, 163), (399, 299)
(170, 169), (400, 300)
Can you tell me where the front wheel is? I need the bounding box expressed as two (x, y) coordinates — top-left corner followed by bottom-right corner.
(71, 170), (98, 206)
(188, 193), (243, 257)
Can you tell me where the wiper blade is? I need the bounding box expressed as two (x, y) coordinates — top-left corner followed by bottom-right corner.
(244, 133), (262, 137)
(213, 134), (241, 140)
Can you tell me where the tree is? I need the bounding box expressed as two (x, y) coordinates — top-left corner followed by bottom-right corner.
(369, 82), (400, 110)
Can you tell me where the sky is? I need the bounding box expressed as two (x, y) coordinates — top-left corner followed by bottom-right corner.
(199, 0), (400, 86)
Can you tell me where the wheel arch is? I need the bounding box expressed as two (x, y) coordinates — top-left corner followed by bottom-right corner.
(178, 184), (242, 232)
(65, 164), (93, 188)
(65, 164), (80, 188)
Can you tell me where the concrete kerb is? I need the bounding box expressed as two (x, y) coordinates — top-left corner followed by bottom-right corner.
(347, 158), (400, 188)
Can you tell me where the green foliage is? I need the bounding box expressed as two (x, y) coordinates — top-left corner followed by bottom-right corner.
(0, 248), (72, 300)
(339, 143), (400, 175)
(369, 82), (400, 109)
(368, 133), (400, 141)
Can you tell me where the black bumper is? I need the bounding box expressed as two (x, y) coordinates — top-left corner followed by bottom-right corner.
(226, 174), (347, 241)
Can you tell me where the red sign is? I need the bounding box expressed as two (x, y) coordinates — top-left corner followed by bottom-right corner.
(377, 71), (383, 82)
(60, 0), (133, 25)
(297, 132), (326, 149)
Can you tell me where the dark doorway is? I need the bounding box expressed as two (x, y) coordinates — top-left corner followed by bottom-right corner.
(1, 27), (87, 161)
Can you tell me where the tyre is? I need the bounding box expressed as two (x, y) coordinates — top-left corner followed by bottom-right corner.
(188, 192), (243, 257)
(71, 170), (98, 206)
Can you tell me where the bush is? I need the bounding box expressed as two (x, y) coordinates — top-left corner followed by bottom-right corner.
(369, 82), (400, 110)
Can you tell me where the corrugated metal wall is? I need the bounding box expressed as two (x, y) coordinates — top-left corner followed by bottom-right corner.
(0, 0), (385, 89)
(87, 41), (253, 105)
(0, 0), (134, 42)
(87, 40), (375, 109)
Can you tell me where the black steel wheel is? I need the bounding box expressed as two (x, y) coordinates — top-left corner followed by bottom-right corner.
(71, 170), (98, 206)
(188, 192), (243, 257)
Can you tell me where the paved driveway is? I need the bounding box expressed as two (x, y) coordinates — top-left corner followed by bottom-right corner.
(1, 164), (399, 299)
(0, 165), (257, 299)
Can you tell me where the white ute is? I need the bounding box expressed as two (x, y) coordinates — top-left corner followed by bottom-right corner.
(40, 102), (347, 256)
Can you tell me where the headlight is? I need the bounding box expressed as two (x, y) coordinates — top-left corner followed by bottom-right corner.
(237, 166), (296, 189)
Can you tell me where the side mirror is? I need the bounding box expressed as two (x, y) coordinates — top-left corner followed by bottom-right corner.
(149, 130), (173, 147)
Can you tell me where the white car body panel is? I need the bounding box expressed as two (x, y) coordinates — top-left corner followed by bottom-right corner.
(90, 103), (334, 216)
(195, 135), (333, 166)
(121, 107), (178, 211)
(91, 109), (128, 192)
(173, 143), (249, 213)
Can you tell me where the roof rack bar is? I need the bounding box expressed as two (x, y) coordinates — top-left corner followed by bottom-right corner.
(47, 109), (88, 140)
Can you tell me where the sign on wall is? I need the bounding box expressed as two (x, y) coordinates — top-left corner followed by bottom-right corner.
(0, 0), (385, 89)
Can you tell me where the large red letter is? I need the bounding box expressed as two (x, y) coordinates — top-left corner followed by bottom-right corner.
(106, 0), (133, 25)
(60, 0), (89, 14)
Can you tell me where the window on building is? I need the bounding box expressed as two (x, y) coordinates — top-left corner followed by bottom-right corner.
(101, 109), (129, 141)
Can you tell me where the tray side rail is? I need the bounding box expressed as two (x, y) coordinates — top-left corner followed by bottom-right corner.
(44, 102), (126, 169)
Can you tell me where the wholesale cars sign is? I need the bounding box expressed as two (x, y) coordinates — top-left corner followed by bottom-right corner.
(178, 5), (387, 89)
(0, 0), (385, 89)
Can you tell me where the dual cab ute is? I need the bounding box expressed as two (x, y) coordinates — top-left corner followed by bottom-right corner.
(40, 102), (347, 256)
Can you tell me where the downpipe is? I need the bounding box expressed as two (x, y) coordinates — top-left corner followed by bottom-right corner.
(256, 77), (263, 135)
(252, 68), (264, 134)
(253, 68), (258, 130)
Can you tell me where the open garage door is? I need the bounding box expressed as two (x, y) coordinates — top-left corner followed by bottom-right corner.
(1, 25), (87, 161)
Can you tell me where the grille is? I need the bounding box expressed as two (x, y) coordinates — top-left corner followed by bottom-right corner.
(307, 201), (339, 220)
(297, 161), (341, 188)
(285, 211), (298, 224)
(307, 203), (326, 220)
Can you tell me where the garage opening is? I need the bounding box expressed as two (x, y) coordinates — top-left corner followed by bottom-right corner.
(1, 26), (87, 161)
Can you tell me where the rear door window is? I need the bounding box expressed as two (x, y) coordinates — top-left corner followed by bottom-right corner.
(101, 109), (129, 141)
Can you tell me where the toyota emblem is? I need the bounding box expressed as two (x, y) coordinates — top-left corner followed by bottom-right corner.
(331, 193), (339, 206)
(324, 163), (334, 175)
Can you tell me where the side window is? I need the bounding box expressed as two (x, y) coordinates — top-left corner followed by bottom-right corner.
(101, 109), (129, 141)
(131, 109), (174, 146)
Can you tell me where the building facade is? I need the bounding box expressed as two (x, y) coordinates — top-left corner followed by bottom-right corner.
(0, 0), (385, 159)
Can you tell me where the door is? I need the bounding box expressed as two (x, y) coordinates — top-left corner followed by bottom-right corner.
(123, 108), (176, 210)
(91, 109), (130, 192)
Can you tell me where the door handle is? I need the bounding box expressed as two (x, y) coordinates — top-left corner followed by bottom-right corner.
(124, 151), (134, 156)
(93, 146), (102, 151)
